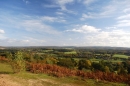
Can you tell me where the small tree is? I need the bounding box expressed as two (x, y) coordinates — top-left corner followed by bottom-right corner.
(92, 62), (104, 71)
(104, 66), (110, 73)
(10, 51), (25, 73)
(78, 60), (91, 70)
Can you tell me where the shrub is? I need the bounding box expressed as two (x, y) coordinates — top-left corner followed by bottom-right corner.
(10, 51), (25, 73)
(57, 58), (75, 69)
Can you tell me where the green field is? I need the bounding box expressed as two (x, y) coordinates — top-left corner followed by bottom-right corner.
(64, 51), (77, 54)
(73, 58), (125, 63)
(113, 54), (129, 59)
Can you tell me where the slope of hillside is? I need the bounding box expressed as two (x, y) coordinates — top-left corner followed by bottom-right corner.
(0, 73), (128, 86)
(0, 63), (128, 86)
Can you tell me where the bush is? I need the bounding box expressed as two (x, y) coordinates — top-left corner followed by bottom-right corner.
(10, 51), (25, 73)
(78, 60), (91, 70)
(57, 58), (75, 69)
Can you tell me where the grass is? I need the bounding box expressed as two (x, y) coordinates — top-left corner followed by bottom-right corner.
(0, 62), (13, 74)
(12, 72), (128, 86)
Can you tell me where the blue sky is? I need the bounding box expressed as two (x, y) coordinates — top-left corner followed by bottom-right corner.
(0, 0), (130, 47)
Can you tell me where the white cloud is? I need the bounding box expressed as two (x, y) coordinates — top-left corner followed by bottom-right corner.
(54, 0), (77, 14)
(118, 20), (130, 23)
(100, 5), (117, 17)
(66, 25), (100, 33)
(83, 0), (96, 5)
(43, 0), (75, 14)
(56, 0), (74, 5)
(21, 19), (60, 34)
(0, 35), (6, 40)
(83, 29), (130, 47)
(22, 37), (45, 45)
(0, 12), (64, 46)
(41, 16), (57, 22)
(80, 4), (117, 20)
(116, 9), (130, 27)
(80, 13), (94, 20)
(124, 8), (130, 14)
(80, 0), (130, 20)
(0, 13), (62, 34)
(80, 6), (116, 20)
(56, 12), (65, 15)
(41, 16), (66, 23)
(0, 29), (6, 40)
(117, 14), (130, 20)
(77, 0), (96, 5)
(105, 27), (117, 30)
(43, 0), (76, 14)
(43, 4), (58, 8)
(0, 29), (5, 34)
(23, 0), (30, 4)
(0, 37), (46, 46)
(100, 0), (130, 17)
(65, 24), (130, 47)
(116, 20), (130, 27)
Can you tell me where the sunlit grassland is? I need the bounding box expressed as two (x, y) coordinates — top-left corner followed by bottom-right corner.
(12, 72), (128, 86)
(113, 54), (129, 59)
(0, 62), (13, 74)
(64, 51), (77, 54)
(73, 58), (124, 63)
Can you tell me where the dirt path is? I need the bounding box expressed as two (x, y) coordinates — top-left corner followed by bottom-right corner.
(0, 74), (77, 86)
(0, 74), (22, 86)
(0, 74), (53, 86)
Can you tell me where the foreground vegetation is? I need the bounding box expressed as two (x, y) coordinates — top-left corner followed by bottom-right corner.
(0, 46), (130, 85)
(0, 63), (128, 86)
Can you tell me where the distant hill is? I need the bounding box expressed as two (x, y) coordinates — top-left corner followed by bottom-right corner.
(1, 46), (130, 50)
(0, 46), (5, 49)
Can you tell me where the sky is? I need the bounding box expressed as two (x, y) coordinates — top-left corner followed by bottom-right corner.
(0, 0), (130, 47)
